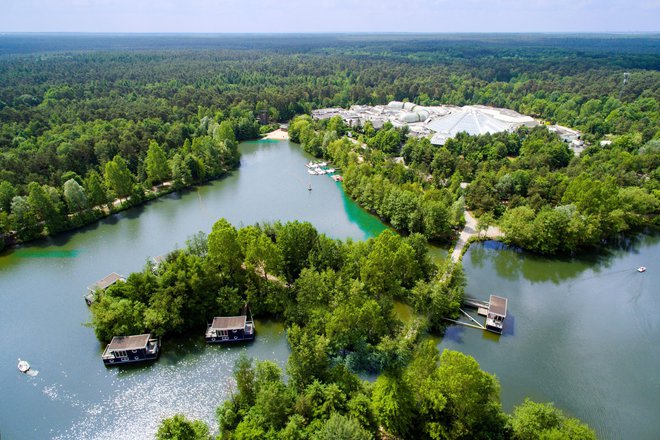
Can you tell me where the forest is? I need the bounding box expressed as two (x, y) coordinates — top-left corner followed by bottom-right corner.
(293, 113), (659, 254)
(1, 34), (658, 253)
(92, 218), (594, 440)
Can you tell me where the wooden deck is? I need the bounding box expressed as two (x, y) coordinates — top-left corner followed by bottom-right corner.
(443, 295), (508, 334)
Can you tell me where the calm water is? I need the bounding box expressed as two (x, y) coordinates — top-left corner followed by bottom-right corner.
(0, 140), (387, 440)
(441, 238), (660, 440)
(0, 140), (658, 439)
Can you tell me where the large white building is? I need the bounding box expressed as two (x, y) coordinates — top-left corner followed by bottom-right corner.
(312, 101), (539, 145)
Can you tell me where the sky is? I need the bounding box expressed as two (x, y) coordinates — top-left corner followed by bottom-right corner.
(1, 0), (659, 33)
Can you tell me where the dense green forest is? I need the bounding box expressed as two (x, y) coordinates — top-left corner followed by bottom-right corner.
(293, 114), (659, 254)
(90, 219), (463, 370)
(92, 219), (594, 440)
(1, 34), (658, 252)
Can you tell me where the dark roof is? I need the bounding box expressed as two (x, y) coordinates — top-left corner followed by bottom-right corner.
(107, 334), (151, 350)
(489, 295), (507, 317)
(88, 272), (125, 291)
(210, 316), (247, 330)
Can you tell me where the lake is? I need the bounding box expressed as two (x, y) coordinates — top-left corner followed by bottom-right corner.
(0, 139), (658, 439)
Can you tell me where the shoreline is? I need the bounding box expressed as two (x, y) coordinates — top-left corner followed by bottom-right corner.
(262, 128), (289, 140)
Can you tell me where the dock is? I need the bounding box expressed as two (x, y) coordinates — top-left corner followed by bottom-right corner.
(444, 295), (508, 334)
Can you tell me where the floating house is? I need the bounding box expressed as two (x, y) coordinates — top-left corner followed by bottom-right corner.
(85, 272), (126, 305)
(101, 334), (160, 366)
(485, 295), (507, 334)
(205, 315), (255, 343)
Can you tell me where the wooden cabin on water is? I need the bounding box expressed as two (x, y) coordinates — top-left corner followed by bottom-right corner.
(485, 295), (507, 334)
(206, 315), (254, 343)
(85, 272), (126, 305)
(102, 334), (159, 366)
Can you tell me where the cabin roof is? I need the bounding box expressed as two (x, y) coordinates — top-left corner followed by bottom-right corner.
(107, 334), (151, 351)
(489, 295), (507, 317)
(87, 272), (125, 291)
(211, 316), (247, 330)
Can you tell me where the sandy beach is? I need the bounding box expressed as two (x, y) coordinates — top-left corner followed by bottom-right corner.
(263, 128), (290, 140)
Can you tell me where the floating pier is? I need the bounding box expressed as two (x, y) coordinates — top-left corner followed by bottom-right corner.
(445, 295), (508, 334)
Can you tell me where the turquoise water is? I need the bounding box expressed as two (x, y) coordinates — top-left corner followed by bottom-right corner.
(0, 140), (657, 439)
(0, 140), (388, 440)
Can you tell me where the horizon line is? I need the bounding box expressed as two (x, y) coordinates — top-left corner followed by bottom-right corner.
(1, 31), (660, 36)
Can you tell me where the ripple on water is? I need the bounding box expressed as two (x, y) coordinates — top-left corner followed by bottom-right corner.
(53, 350), (258, 440)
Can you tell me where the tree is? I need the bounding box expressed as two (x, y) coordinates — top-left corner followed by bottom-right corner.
(372, 373), (415, 438)
(317, 413), (372, 440)
(433, 349), (507, 439)
(63, 178), (89, 213)
(85, 171), (109, 209)
(28, 182), (65, 234)
(511, 399), (596, 440)
(215, 120), (237, 145)
(104, 155), (134, 201)
(9, 196), (41, 240)
(208, 218), (244, 281)
(0, 180), (16, 213)
(145, 140), (171, 185)
(276, 221), (319, 283)
(156, 414), (211, 440)
(477, 212), (494, 238)
(287, 324), (330, 391)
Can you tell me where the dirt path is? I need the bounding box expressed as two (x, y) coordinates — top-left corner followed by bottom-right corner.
(450, 211), (503, 262)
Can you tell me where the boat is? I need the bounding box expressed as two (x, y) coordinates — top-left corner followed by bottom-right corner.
(17, 358), (30, 373)
(637, 266), (646, 273)
(308, 184), (312, 191)
(485, 295), (508, 334)
(206, 315), (255, 343)
(102, 334), (160, 366)
(326, 168), (335, 173)
(85, 272), (126, 306)
(307, 169), (317, 175)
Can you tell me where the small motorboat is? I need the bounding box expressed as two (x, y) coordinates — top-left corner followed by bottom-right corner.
(637, 266), (647, 273)
(17, 358), (30, 373)
(307, 169), (317, 175)
(308, 184), (312, 191)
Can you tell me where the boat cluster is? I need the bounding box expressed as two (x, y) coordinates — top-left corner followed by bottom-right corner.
(306, 161), (335, 176)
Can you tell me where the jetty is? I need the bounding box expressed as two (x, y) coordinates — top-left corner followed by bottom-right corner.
(444, 295), (508, 334)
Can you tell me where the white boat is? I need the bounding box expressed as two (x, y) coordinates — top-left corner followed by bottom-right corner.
(326, 168), (335, 173)
(17, 359), (30, 373)
(637, 266), (646, 273)
(307, 169), (317, 175)
(318, 162), (327, 167)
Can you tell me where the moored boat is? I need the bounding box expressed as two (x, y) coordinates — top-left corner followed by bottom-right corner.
(206, 315), (255, 343)
(85, 272), (126, 306)
(102, 334), (160, 366)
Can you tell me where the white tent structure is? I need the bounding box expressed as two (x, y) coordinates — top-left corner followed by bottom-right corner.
(427, 105), (537, 145)
(312, 102), (539, 145)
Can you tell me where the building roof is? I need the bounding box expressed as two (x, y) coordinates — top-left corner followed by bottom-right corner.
(489, 295), (508, 317)
(210, 316), (247, 330)
(87, 272), (125, 292)
(107, 334), (151, 351)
